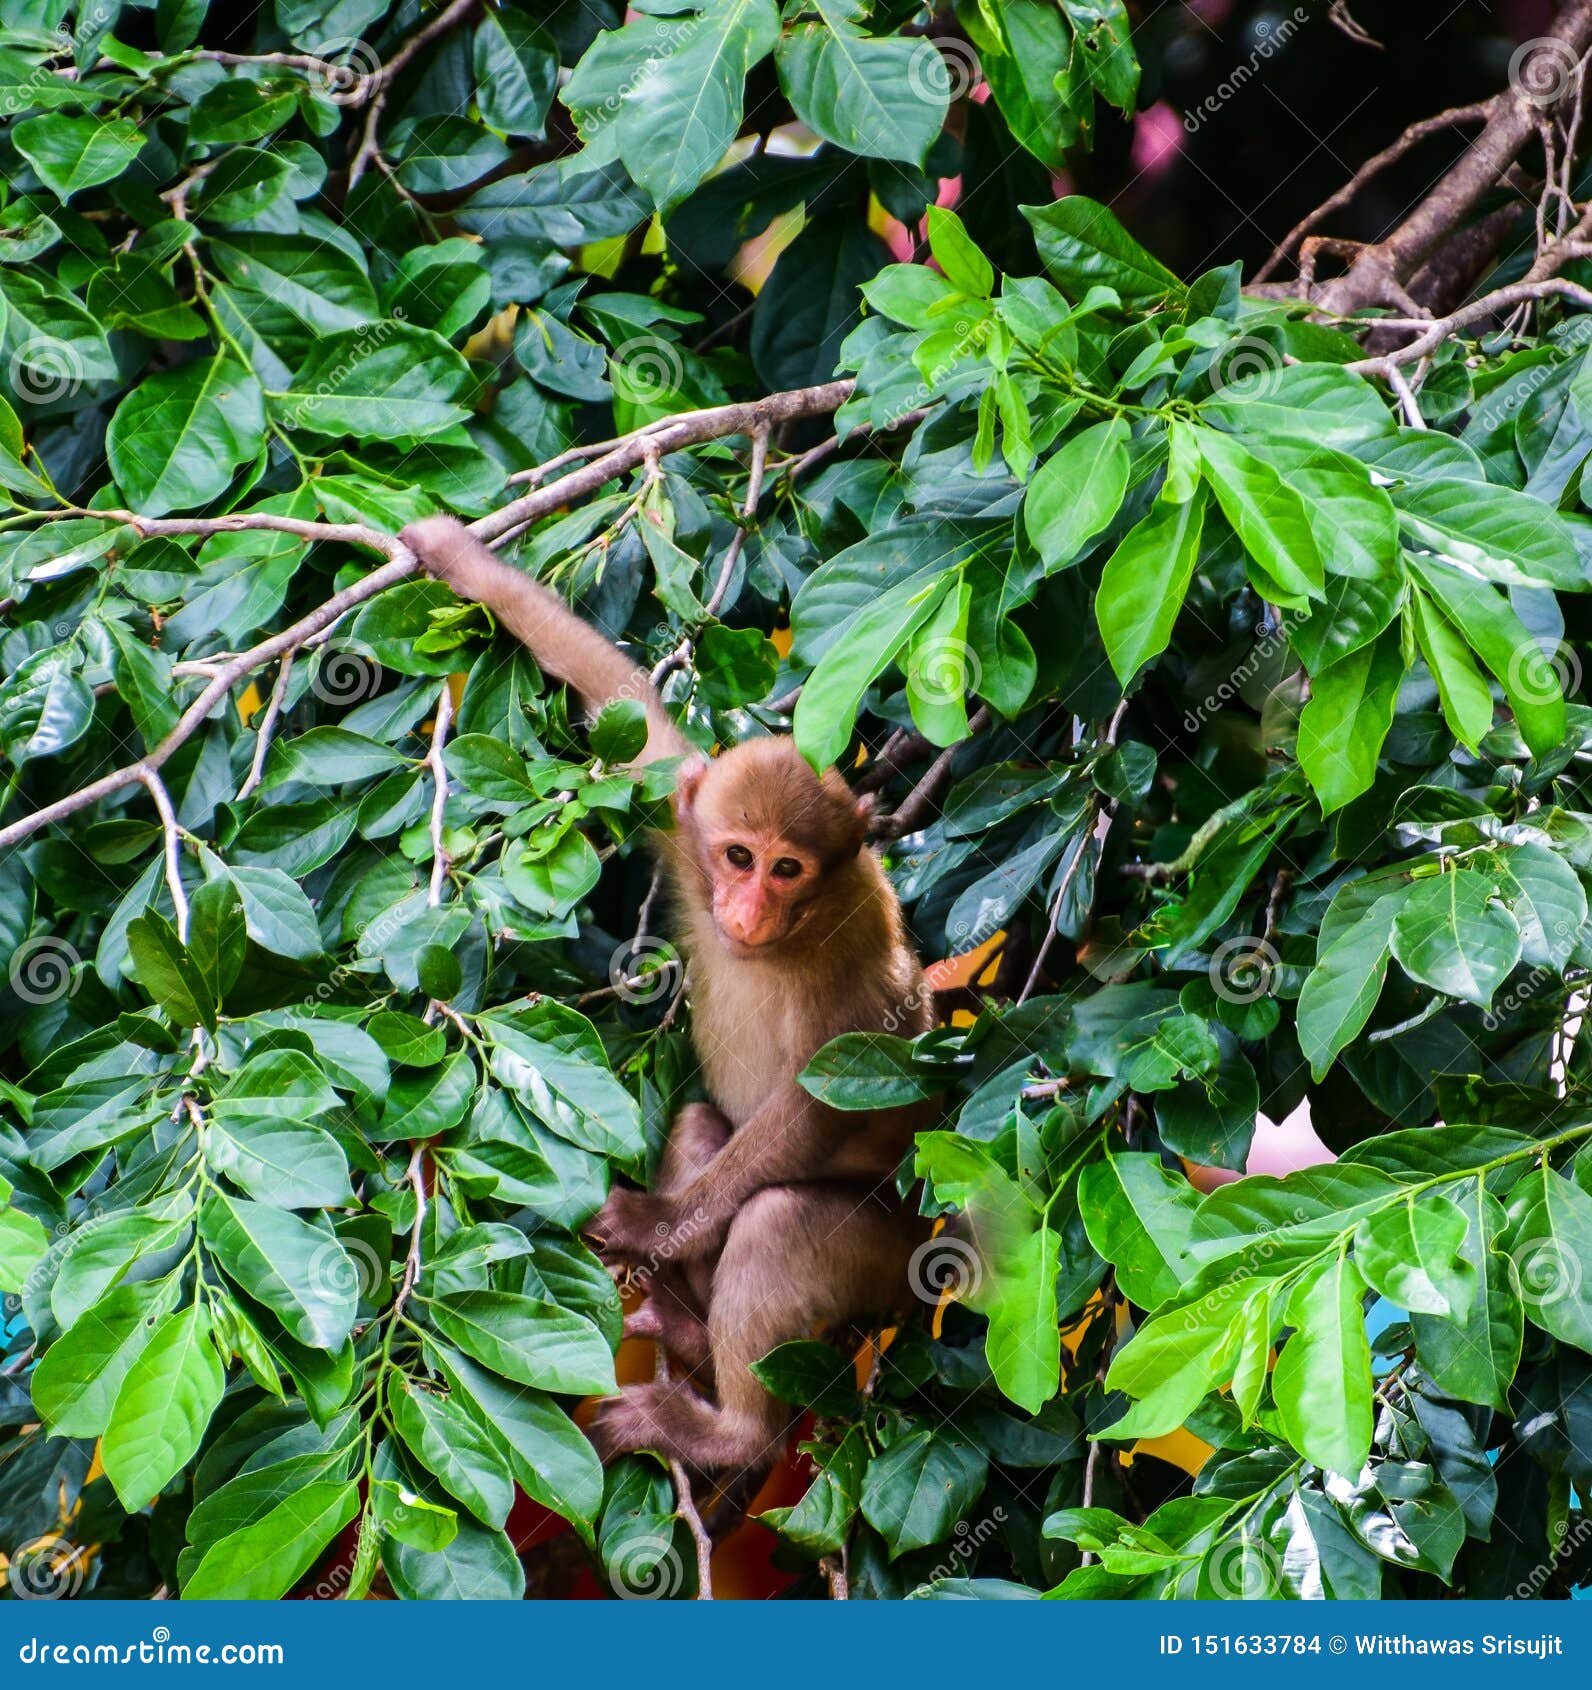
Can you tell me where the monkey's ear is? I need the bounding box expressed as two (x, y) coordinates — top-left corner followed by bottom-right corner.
(850, 793), (877, 851)
(673, 755), (709, 819)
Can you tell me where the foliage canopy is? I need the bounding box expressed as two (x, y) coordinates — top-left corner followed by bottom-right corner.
(0, 0), (1590, 1603)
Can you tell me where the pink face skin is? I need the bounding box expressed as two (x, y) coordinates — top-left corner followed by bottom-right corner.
(702, 829), (820, 951)
(672, 751), (864, 954)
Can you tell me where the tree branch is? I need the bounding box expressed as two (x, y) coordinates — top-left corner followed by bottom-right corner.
(1311, 4), (1592, 316)
(1253, 99), (1496, 284)
(875, 706), (991, 839)
(0, 382), (857, 855)
(425, 678), (456, 907)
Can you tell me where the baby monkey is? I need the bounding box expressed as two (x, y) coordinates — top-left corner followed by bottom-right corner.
(400, 517), (932, 1478)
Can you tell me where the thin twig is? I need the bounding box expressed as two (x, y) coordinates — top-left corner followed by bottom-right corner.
(1018, 804), (1105, 1004)
(0, 550), (419, 854)
(0, 383), (858, 855)
(393, 1143), (429, 1318)
(703, 426), (770, 620)
(140, 769), (189, 942)
(654, 1347), (713, 1598)
(1348, 274), (1592, 372)
(1384, 362), (1427, 428)
(426, 678), (456, 907)
(236, 651), (295, 802)
(876, 706), (992, 838)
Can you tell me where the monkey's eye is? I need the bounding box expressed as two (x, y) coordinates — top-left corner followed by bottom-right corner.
(725, 844), (753, 869)
(770, 857), (803, 880)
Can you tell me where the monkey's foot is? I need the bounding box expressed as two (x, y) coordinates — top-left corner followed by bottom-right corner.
(589, 1381), (774, 1471)
(588, 1381), (688, 1462)
(623, 1298), (712, 1374)
(591, 1185), (718, 1265)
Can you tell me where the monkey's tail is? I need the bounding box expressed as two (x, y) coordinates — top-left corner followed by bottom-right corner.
(399, 515), (687, 765)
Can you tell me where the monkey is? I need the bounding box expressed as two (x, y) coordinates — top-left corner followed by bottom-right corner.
(399, 516), (934, 1477)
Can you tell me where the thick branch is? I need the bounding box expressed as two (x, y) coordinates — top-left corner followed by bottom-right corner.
(1314, 3), (1592, 315)
(0, 382), (855, 854)
(1254, 99), (1495, 283)
(475, 381), (853, 544)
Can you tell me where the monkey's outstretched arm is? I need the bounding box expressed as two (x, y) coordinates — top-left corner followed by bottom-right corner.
(595, 1086), (852, 1261)
(400, 515), (686, 765)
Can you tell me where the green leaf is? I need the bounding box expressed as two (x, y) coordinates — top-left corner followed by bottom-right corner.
(1023, 196), (1183, 305)
(793, 574), (947, 769)
(1195, 426), (1324, 605)
(1507, 1167), (1592, 1351)
(183, 1481), (358, 1600)
(798, 1033), (942, 1109)
(127, 910), (216, 1030)
(1354, 1194), (1477, 1319)
(101, 1304), (225, 1511)
(1491, 845), (1587, 969)
(276, 324), (472, 439)
(431, 1342), (603, 1540)
(200, 1195), (357, 1350)
(209, 1119), (353, 1210)
(777, 20), (946, 165)
(1396, 477), (1583, 590)
(859, 1430), (988, 1558)
(1096, 488), (1206, 682)
(370, 1478), (458, 1553)
(263, 726), (408, 790)
(562, 0), (780, 213)
(13, 113), (145, 200)
(1202, 362), (1394, 449)
(52, 1210), (189, 1328)
(32, 1280), (175, 1439)
(590, 698), (649, 764)
(186, 875), (247, 1008)
(1297, 626), (1405, 815)
(904, 573), (974, 747)
(1271, 1254), (1373, 1479)
(983, 1222), (1061, 1414)
(1022, 418), (1131, 572)
(1409, 1182), (1520, 1412)
(0, 269), (116, 385)
(1390, 867), (1521, 1010)
(384, 1515), (525, 1600)
(388, 1376), (514, 1528)
(473, 9), (557, 139)
(425, 1290), (616, 1396)
(1102, 1279), (1253, 1440)
(0, 1200), (51, 1296)
(750, 1339), (861, 1418)
(209, 233), (378, 335)
(480, 1005), (644, 1159)
(107, 357), (266, 518)
(1406, 554), (1566, 757)
(191, 146), (294, 223)
(1410, 586), (1494, 752)
(1079, 1151), (1201, 1310)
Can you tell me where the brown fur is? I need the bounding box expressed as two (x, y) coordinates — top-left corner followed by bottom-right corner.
(400, 518), (933, 1475)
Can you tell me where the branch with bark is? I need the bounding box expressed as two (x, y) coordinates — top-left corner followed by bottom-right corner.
(0, 382), (858, 856)
(1251, 1), (1592, 383)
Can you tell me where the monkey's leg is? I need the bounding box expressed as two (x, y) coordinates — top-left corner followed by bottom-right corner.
(590, 1184), (926, 1471)
(621, 1102), (730, 1375)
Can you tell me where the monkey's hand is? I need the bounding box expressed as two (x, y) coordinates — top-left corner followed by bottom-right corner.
(588, 1186), (715, 1265)
(399, 515), (486, 590)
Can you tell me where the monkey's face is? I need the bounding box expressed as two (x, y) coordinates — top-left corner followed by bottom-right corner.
(673, 742), (868, 954)
(700, 829), (822, 952)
